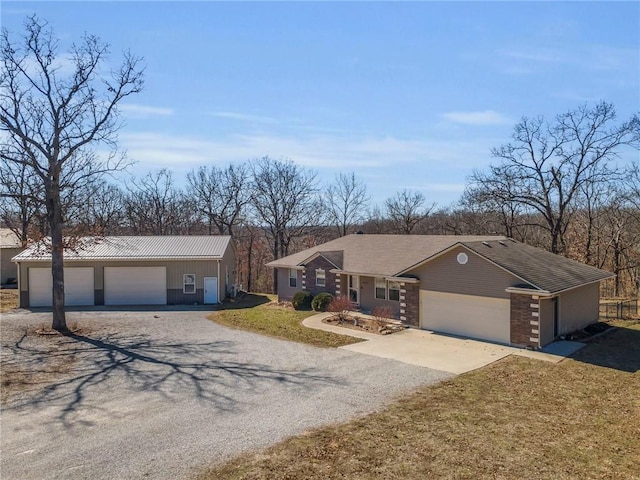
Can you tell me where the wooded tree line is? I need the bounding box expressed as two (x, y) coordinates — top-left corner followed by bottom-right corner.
(3, 145), (639, 297)
(1, 17), (639, 332)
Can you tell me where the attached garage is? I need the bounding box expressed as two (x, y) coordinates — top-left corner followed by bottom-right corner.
(28, 267), (95, 307)
(104, 266), (167, 305)
(420, 290), (511, 344)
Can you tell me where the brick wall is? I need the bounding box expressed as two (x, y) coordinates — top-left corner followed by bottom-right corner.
(510, 293), (540, 348)
(399, 281), (420, 327)
(303, 256), (337, 297)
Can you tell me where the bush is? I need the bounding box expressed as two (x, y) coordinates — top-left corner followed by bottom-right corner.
(311, 292), (334, 312)
(291, 291), (313, 310)
(328, 295), (356, 323)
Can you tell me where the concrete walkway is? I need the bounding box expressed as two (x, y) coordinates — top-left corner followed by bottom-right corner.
(303, 314), (585, 375)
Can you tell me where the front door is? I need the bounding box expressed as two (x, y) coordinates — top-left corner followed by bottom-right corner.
(204, 277), (218, 304)
(349, 275), (359, 304)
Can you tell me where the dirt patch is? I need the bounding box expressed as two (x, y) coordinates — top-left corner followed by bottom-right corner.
(1, 322), (107, 404)
(323, 314), (405, 335)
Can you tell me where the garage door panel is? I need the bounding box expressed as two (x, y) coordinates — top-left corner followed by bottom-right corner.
(104, 267), (166, 305)
(29, 267), (95, 307)
(420, 290), (510, 344)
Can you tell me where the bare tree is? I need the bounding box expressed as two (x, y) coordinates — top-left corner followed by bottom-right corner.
(0, 158), (44, 245)
(384, 189), (435, 234)
(249, 157), (319, 293)
(0, 16), (144, 330)
(125, 169), (186, 235)
(470, 102), (640, 254)
(325, 172), (370, 237)
(186, 163), (250, 235)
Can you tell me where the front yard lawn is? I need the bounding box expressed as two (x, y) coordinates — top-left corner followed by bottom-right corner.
(197, 319), (640, 479)
(208, 293), (362, 348)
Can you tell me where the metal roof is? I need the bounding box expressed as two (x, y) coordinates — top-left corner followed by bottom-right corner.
(12, 236), (232, 261)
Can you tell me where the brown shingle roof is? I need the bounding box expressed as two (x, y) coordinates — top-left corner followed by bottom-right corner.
(267, 234), (506, 276)
(461, 239), (614, 293)
(267, 234), (613, 293)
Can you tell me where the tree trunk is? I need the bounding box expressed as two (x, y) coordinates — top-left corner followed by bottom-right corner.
(49, 181), (67, 331)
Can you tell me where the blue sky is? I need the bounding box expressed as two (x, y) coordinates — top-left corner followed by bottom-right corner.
(2, 1), (639, 207)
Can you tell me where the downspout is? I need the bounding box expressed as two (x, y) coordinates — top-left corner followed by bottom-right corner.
(217, 260), (221, 304)
(16, 261), (22, 308)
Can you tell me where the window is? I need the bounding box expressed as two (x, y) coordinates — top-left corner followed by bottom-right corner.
(315, 268), (326, 287)
(183, 274), (196, 294)
(388, 281), (401, 301)
(289, 268), (297, 288)
(375, 278), (387, 300)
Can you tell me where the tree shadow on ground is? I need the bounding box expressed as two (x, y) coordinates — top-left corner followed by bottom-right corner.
(2, 328), (342, 428)
(570, 322), (640, 373)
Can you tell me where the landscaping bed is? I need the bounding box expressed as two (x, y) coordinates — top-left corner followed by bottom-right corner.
(323, 314), (405, 335)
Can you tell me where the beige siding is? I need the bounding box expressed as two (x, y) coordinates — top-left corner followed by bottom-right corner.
(539, 298), (555, 346)
(277, 268), (301, 301)
(20, 260), (220, 289)
(1, 247), (21, 283)
(558, 282), (600, 335)
(407, 246), (525, 299)
(219, 243), (237, 297)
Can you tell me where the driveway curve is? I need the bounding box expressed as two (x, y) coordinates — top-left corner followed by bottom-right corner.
(1, 309), (451, 480)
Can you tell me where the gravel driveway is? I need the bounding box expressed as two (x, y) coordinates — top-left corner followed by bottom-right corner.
(1, 309), (451, 480)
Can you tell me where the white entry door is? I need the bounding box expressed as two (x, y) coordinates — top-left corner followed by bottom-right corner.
(204, 277), (218, 304)
(29, 267), (95, 307)
(104, 266), (166, 305)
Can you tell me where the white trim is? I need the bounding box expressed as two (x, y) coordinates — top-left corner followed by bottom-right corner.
(182, 273), (196, 294)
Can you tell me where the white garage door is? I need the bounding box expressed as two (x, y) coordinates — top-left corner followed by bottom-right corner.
(420, 290), (510, 344)
(104, 266), (166, 305)
(29, 267), (95, 307)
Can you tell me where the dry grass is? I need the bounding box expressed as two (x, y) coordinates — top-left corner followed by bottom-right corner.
(0, 289), (19, 312)
(197, 320), (640, 480)
(208, 293), (362, 348)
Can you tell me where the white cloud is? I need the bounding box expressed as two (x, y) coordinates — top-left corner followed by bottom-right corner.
(119, 104), (174, 117)
(442, 110), (511, 126)
(210, 111), (277, 124)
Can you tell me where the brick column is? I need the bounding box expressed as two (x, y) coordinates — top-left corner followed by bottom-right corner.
(399, 282), (420, 327)
(510, 293), (540, 348)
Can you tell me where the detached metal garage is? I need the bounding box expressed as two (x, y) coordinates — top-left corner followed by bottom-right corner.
(12, 236), (236, 308)
(419, 290), (510, 344)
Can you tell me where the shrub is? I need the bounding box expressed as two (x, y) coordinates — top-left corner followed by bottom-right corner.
(311, 292), (334, 312)
(372, 305), (395, 330)
(327, 295), (356, 323)
(291, 291), (313, 310)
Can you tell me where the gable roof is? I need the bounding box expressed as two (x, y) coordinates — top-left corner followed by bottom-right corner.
(460, 239), (614, 294)
(12, 236), (232, 262)
(267, 234), (613, 293)
(266, 234), (506, 276)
